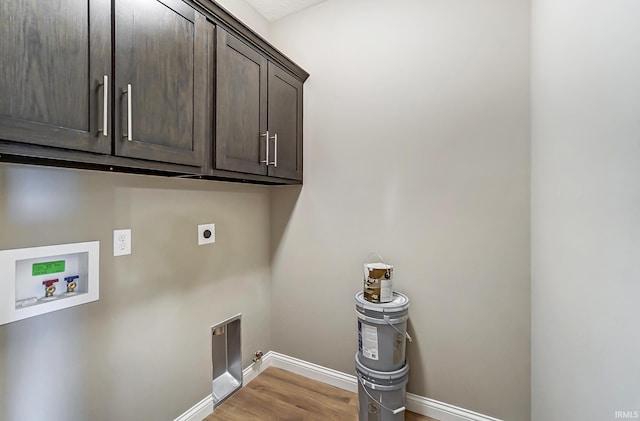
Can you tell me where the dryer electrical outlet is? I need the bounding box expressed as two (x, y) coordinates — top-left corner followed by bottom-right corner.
(198, 224), (215, 245)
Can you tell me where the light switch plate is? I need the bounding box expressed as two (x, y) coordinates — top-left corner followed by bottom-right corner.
(198, 224), (215, 245)
(113, 229), (131, 256)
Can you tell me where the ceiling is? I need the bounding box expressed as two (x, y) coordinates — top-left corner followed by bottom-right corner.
(245, 0), (328, 22)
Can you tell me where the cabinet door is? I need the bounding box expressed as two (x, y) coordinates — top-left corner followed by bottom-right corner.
(215, 29), (268, 175)
(115, 0), (204, 167)
(267, 63), (303, 180)
(0, 0), (111, 153)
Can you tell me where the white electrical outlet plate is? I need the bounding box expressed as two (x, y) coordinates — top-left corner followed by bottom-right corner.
(198, 223), (215, 245)
(113, 229), (132, 256)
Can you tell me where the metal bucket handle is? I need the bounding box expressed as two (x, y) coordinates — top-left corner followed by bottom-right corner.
(357, 373), (406, 415)
(365, 252), (386, 266)
(356, 311), (413, 343)
(386, 315), (413, 343)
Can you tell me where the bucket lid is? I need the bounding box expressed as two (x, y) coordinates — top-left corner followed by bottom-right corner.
(365, 262), (393, 270)
(355, 353), (409, 380)
(355, 291), (409, 312)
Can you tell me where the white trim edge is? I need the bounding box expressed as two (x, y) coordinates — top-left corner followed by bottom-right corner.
(174, 351), (503, 421)
(406, 394), (503, 421)
(173, 394), (212, 421)
(173, 357), (270, 421)
(268, 351), (358, 393)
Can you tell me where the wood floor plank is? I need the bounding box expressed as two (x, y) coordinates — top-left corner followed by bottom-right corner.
(204, 367), (437, 421)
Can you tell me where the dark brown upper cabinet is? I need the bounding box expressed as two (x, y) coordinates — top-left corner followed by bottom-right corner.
(0, 0), (112, 154)
(0, 0), (206, 169)
(215, 28), (268, 176)
(215, 28), (304, 181)
(0, 0), (307, 184)
(266, 63), (303, 180)
(114, 0), (207, 167)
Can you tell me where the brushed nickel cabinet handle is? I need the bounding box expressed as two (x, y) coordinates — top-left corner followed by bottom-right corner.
(271, 133), (278, 167)
(260, 131), (270, 165)
(99, 75), (108, 136)
(123, 84), (132, 141)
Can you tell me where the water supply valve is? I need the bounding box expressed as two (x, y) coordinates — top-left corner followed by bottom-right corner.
(252, 350), (264, 363)
(64, 275), (79, 293)
(42, 279), (59, 298)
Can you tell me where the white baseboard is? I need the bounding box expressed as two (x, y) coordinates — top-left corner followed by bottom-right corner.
(405, 394), (503, 421)
(267, 352), (501, 421)
(268, 351), (358, 393)
(173, 357), (269, 421)
(174, 351), (502, 421)
(173, 394), (213, 421)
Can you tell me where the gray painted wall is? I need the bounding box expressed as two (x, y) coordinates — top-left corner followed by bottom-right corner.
(531, 0), (640, 419)
(215, 0), (269, 38)
(268, 0), (531, 420)
(1, 3), (269, 418)
(0, 164), (272, 421)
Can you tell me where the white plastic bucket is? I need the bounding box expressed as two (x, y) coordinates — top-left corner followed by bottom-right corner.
(356, 353), (408, 421)
(356, 291), (411, 371)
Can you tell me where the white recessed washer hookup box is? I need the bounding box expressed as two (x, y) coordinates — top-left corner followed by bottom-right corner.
(0, 241), (99, 325)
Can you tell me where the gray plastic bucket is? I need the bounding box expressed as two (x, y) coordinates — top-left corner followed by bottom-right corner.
(356, 353), (409, 421)
(356, 291), (411, 371)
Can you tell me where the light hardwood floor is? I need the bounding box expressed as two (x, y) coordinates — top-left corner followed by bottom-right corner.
(204, 367), (437, 421)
